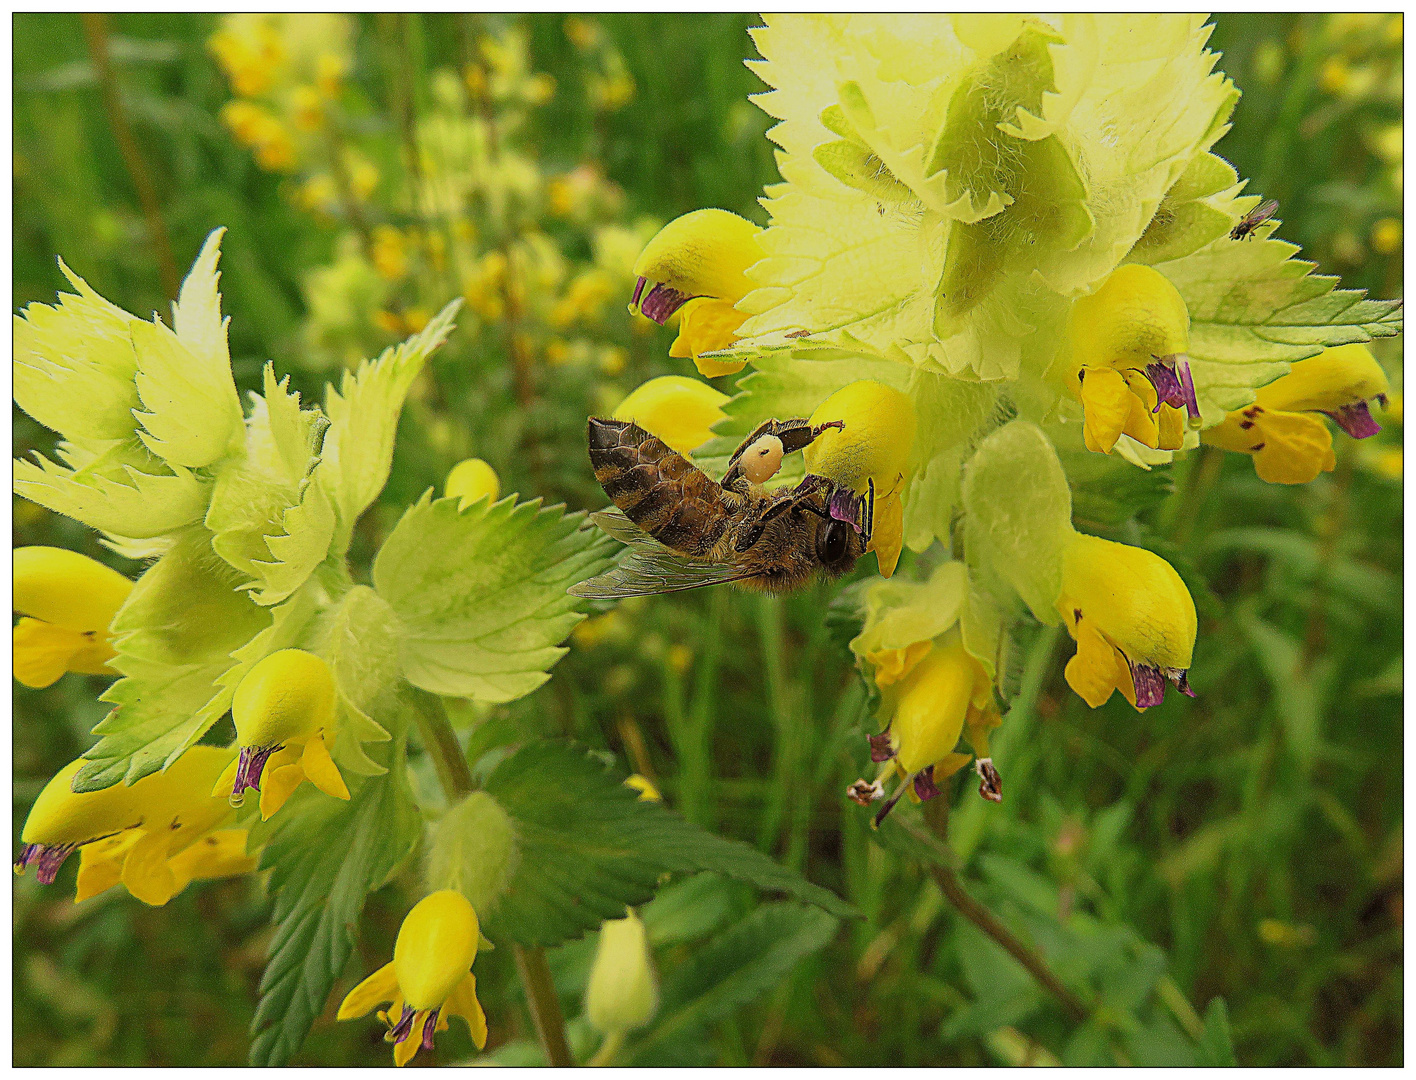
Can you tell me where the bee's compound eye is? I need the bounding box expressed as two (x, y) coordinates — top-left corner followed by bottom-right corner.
(816, 520), (849, 565)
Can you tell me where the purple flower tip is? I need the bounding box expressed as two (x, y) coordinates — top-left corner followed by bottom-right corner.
(1324, 401), (1381, 439)
(912, 765), (941, 802)
(1145, 361), (1188, 412)
(636, 281), (692, 324)
(828, 485), (864, 534)
(16, 843), (75, 885)
(388, 1004), (416, 1044)
(868, 732), (896, 763)
(421, 1007), (442, 1050)
(230, 744), (281, 807)
(1129, 662), (1167, 709)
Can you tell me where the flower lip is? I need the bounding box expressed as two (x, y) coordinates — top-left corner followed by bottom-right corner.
(1323, 400), (1382, 438)
(632, 278), (696, 324)
(229, 744), (282, 807)
(387, 1004), (416, 1044)
(420, 1008), (441, 1050)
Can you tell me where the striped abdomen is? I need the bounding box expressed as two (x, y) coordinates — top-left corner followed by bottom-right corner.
(587, 417), (732, 557)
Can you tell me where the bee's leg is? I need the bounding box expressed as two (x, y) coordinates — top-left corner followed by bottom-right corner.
(722, 419), (782, 490)
(722, 418), (845, 489)
(733, 497), (795, 553)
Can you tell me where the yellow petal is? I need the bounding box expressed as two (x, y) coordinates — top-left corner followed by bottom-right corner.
(867, 640), (933, 689)
(13, 547), (133, 634)
(232, 648), (336, 747)
(166, 829), (258, 887)
(931, 752), (975, 782)
(668, 297), (748, 363)
(213, 756), (240, 799)
(393, 1027), (420, 1067)
(612, 374), (728, 456)
(394, 890), (481, 1011)
(74, 833), (138, 902)
(1077, 367), (1133, 455)
(625, 775), (661, 802)
(12, 618), (87, 689)
(1060, 607), (1125, 709)
(1068, 264), (1190, 373)
(632, 208), (763, 305)
(965, 703), (1003, 758)
(1255, 343), (1390, 414)
(890, 638), (979, 775)
(1252, 411), (1337, 485)
(120, 829), (180, 906)
(446, 972), (489, 1050)
(868, 488), (905, 578)
(301, 734), (350, 801)
(1157, 404), (1186, 451)
(803, 381), (916, 494)
(338, 960), (400, 1020)
(260, 760), (307, 821)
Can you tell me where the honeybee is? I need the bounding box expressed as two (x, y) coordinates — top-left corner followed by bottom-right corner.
(1230, 198), (1278, 241)
(570, 416), (874, 598)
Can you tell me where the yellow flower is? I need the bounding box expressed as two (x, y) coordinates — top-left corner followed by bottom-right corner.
(611, 375), (729, 456)
(13, 547), (132, 689)
(16, 747), (257, 906)
(1371, 217), (1402, 255)
(1065, 264), (1197, 455)
(586, 908), (659, 1037)
(1202, 344), (1390, 484)
(338, 890), (487, 1067)
(371, 225), (409, 282)
(214, 649), (349, 820)
(859, 634), (999, 824)
(1056, 534), (1196, 710)
(625, 774), (661, 801)
(628, 209), (764, 378)
(803, 381), (916, 578)
(445, 458), (502, 510)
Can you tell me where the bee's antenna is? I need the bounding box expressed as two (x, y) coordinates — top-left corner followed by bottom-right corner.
(864, 477), (875, 541)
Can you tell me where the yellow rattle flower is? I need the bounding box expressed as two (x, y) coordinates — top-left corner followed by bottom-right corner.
(338, 889), (488, 1067)
(803, 381), (916, 578)
(1056, 534), (1197, 710)
(612, 375), (729, 456)
(628, 209), (764, 377)
(586, 908), (659, 1040)
(445, 458), (502, 509)
(15, 746), (257, 906)
(1066, 264), (1198, 455)
(1202, 343), (1390, 484)
(13, 546), (132, 689)
(214, 649), (349, 820)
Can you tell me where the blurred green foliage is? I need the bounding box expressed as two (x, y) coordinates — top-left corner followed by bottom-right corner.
(13, 12), (1402, 1067)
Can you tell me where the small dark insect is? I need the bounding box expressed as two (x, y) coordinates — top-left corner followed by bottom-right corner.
(571, 416), (873, 598)
(1230, 198), (1278, 241)
(784, 329), (811, 338)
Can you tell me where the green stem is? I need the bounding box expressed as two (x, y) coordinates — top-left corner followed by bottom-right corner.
(409, 690), (573, 1067)
(922, 798), (1090, 1025)
(585, 1029), (624, 1068)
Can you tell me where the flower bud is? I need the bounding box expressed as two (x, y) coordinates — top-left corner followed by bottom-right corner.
(612, 375), (728, 456)
(1056, 534), (1196, 710)
(13, 547), (133, 688)
(395, 890), (482, 1012)
(425, 793), (517, 917)
(585, 908), (659, 1036)
(232, 648), (336, 748)
(445, 458), (502, 509)
(803, 381), (916, 577)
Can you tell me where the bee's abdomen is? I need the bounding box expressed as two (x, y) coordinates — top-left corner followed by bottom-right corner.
(587, 417), (729, 557)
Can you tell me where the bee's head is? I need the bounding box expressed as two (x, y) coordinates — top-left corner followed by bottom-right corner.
(815, 479), (870, 575)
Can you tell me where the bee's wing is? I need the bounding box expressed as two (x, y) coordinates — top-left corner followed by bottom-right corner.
(569, 509), (753, 598)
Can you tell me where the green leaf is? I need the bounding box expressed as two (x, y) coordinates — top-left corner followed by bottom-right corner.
(1157, 235), (1403, 420)
(1059, 445), (1174, 532)
(13, 260), (142, 442)
(75, 529), (271, 791)
(622, 903), (840, 1065)
(477, 742), (855, 946)
(131, 315), (243, 469)
(248, 740), (419, 1067)
(372, 494), (615, 703)
(1195, 997), (1238, 1066)
(1233, 608), (1322, 771)
(206, 365), (330, 601)
(15, 438), (210, 539)
(319, 300), (460, 550)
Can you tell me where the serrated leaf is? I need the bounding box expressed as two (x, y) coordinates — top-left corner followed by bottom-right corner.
(130, 287), (243, 469)
(1058, 444), (1174, 532)
(248, 740), (419, 1067)
(372, 494), (615, 703)
(622, 903), (839, 1066)
(1157, 236), (1403, 421)
(206, 366), (327, 591)
(14, 262), (143, 442)
(319, 300), (461, 550)
(477, 742), (855, 946)
(15, 439), (210, 539)
(74, 529), (271, 791)
(249, 477), (336, 605)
